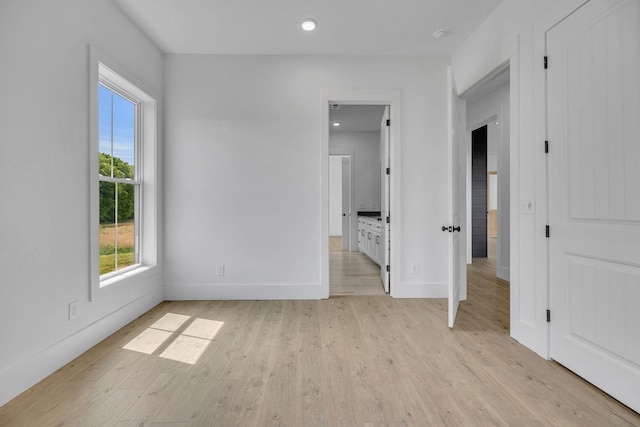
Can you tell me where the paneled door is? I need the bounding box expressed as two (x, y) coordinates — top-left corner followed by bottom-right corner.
(548, 0), (640, 412)
(447, 67), (464, 328)
(380, 106), (391, 293)
(341, 156), (350, 251)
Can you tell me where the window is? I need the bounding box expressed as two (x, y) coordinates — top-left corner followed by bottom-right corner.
(90, 50), (157, 294)
(98, 83), (140, 276)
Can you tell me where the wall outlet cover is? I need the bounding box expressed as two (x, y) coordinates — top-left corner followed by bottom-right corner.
(68, 301), (79, 321)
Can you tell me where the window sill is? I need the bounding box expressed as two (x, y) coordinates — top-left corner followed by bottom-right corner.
(100, 265), (156, 288)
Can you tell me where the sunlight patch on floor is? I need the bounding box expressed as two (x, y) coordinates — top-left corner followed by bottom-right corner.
(160, 335), (211, 365)
(123, 312), (224, 364)
(150, 312), (191, 332)
(183, 318), (224, 340)
(123, 328), (172, 355)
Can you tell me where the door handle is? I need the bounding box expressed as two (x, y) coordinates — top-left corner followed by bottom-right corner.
(441, 225), (461, 233)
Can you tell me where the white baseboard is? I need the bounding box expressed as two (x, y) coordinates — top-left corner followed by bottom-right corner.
(391, 281), (448, 298)
(164, 283), (324, 300)
(0, 288), (163, 407)
(498, 266), (510, 282)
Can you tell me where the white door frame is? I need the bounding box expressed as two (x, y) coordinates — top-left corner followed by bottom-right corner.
(321, 89), (402, 299)
(340, 156), (352, 251)
(329, 151), (356, 251)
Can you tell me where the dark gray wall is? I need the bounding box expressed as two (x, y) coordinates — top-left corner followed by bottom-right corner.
(472, 125), (487, 258)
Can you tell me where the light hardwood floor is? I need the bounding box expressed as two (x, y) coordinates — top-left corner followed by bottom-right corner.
(1, 259), (639, 426)
(330, 247), (386, 296)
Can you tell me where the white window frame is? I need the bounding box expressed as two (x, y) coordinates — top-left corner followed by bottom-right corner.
(89, 46), (158, 299)
(98, 80), (142, 279)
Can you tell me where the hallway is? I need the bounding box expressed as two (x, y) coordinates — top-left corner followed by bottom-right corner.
(329, 242), (386, 296)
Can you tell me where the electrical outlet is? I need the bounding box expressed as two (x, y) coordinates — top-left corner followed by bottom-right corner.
(411, 264), (420, 275)
(216, 264), (225, 276)
(68, 301), (79, 321)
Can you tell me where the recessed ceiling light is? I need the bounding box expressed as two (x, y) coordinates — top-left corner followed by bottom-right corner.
(332, 122), (341, 127)
(432, 29), (448, 40)
(301, 18), (317, 32)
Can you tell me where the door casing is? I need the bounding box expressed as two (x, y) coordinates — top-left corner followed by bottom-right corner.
(321, 89), (401, 299)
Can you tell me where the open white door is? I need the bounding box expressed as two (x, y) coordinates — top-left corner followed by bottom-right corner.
(341, 157), (350, 251)
(380, 107), (391, 293)
(548, 0), (640, 412)
(447, 67), (464, 328)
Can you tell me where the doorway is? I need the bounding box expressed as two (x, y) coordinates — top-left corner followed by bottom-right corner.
(471, 125), (488, 258)
(464, 66), (510, 284)
(329, 155), (351, 252)
(448, 63), (511, 327)
(328, 104), (388, 296)
(321, 89), (401, 300)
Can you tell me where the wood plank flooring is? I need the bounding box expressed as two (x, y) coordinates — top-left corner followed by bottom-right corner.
(330, 248), (386, 296)
(329, 236), (342, 252)
(1, 259), (639, 425)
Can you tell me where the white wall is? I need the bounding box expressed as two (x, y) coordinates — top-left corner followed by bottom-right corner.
(466, 82), (510, 281)
(330, 131), (381, 250)
(330, 130), (381, 211)
(163, 54), (450, 300)
(329, 156), (343, 236)
(452, 0), (589, 357)
(0, 0), (164, 406)
(487, 122), (498, 172)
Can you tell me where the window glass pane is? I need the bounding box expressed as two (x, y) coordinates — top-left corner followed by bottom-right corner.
(112, 93), (135, 171)
(99, 182), (138, 275)
(98, 84), (136, 178)
(99, 181), (116, 275)
(116, 182), (136, 268)
(98, 85), (113, 176)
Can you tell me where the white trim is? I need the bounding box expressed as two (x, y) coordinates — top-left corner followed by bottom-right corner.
(329, 148), (357, 251)
(321, 89), (402, 299)
(466, 100), (510, 283)
(98, 176), (142, 185)
(89, 45), (158, 301)
(164, 284), (324, 300)
(0, 287), (162, 407)
(392, 282), (448, 299)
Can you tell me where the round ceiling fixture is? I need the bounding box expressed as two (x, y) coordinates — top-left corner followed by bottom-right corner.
(332, 122), (341, 127)
(432, 29), (448, 40)
(301, 18), (318, 31)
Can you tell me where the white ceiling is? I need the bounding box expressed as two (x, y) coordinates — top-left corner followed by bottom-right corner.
(329, 105), (387, 132)
(113, 0), (502, 56)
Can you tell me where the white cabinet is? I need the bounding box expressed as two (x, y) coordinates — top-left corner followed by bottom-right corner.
(357, 218), (365, 252)
(357, 216), (382, 265)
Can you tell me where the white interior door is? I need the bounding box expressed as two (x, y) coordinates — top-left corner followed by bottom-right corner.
(548, 0), (640, 412)
(447, 67), (463, 328)
(381, 106), (391, 293)
(341, 156), (350, 251)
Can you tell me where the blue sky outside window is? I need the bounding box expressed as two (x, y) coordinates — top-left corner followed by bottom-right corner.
(99, 84), (135, 172)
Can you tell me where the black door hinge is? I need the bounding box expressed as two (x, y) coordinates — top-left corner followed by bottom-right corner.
(386, 265), (390, 272)
(386, 119), (390, 126)
(386, 167), (390, 175)
(545, 225), (550, 238)
(386, 216), (390, 224)
(544, 56), (548, 69)
(545, 140), (549, 154)
(546, 309), (551, 322)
